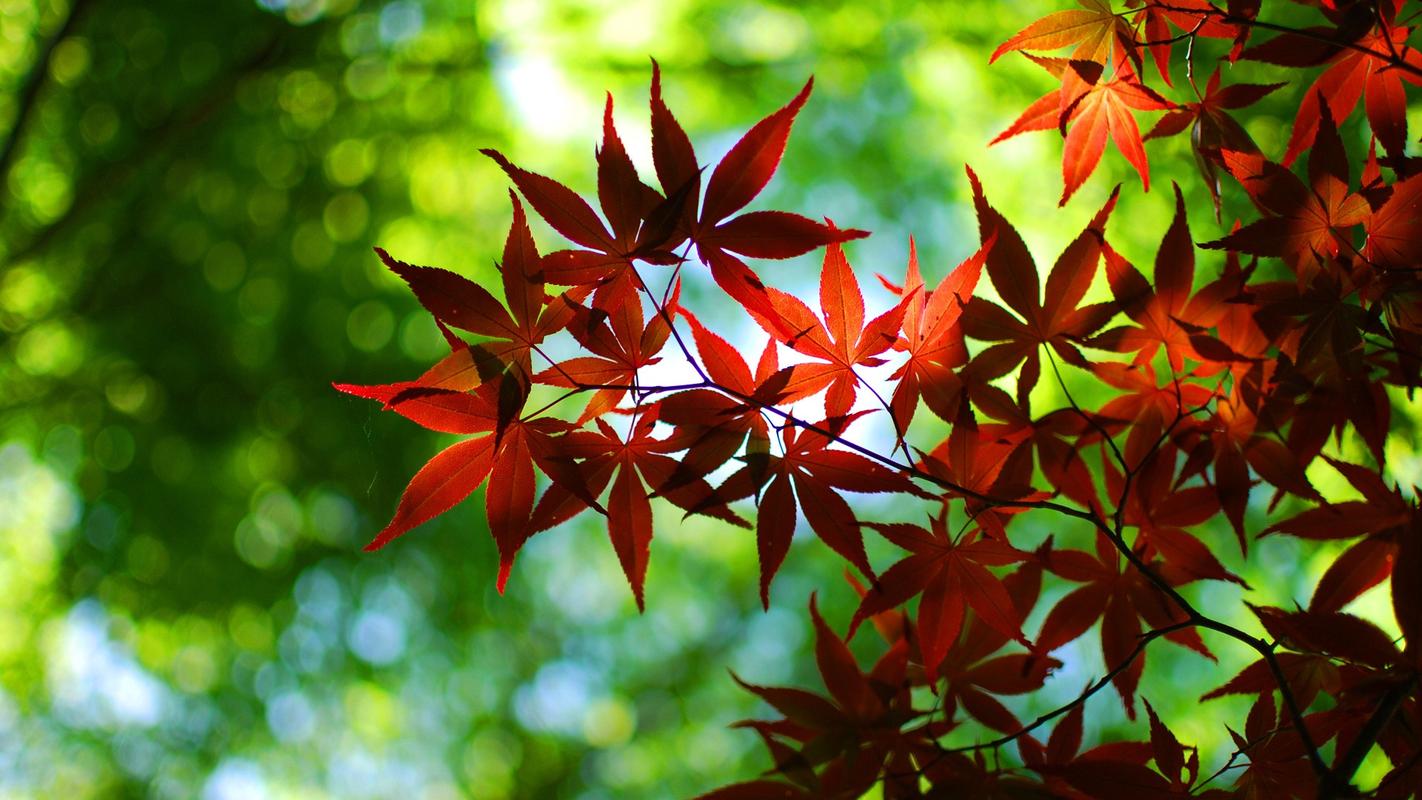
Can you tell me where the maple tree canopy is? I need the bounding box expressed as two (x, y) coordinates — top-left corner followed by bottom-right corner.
(338, 2), (1422, 798)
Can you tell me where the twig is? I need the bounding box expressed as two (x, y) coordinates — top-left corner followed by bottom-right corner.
(945, 620), (1194, 754)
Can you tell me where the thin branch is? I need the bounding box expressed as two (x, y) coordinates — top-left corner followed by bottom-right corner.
(945, 620), (1194, 754)
(1321, 674), (1419, 800)
(1147, 2), (1422, 80)
(1193, 739), (1252, 793)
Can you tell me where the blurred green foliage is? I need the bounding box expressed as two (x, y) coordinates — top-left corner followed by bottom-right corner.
(2, 0), (1418, 797)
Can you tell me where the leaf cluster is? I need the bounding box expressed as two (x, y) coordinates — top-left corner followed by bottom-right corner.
(339, 4), (1422, 796)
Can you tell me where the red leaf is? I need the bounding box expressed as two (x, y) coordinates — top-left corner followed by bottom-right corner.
(1365, 173), (1422, 270)
(700, 78), (813, 226)
(990, 1), (1132, 65)
(1310, 536), (1396, 614)
(1144, 699), (1185, 783)
(1059, 70), (1173, 204)
(488, 427), (536, 593)
(809, 595), (877, 719)
(608, 458), (654, 610)
(377, 248), (517, 340)
(756, 475), (797, 609)
(1393, 518), (1422, 648)
(1052, 761), (1174, 798)
(596, 94), (658, 246)
(365, 435), (495, 551)
(649, 59), (700, 208)
(482, 149), (614, 251)
(703, 211), (868, 259)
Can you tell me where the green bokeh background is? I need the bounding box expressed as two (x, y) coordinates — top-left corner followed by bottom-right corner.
(2, 0), (1419, 797)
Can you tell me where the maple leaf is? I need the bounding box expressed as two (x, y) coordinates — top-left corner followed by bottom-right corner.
(1089, 184), (1251, 372)
(1038, 532), (1212, 716)
(1263, 456), (1415, 614)
(1363, 171), (1422, 271)
(1001, 407), (1108, 513)
(545, 407), (745, 609)
(993, 57), (1173, 205)
(355, 413), (497, 549)
(1203, 101), (1369, 281)
(1144, 70), (1285, 216)
(916, 405), (1047, 540)
(654, 312), (786, 488)
(937, 559), (1062, 733)
(1244, 18), (1422, 164)
(483, 89), (687, 294)
(1136, 0), (1245, 85)
(488, 65), (868, 325)
(533, 276), (669, 423)
(881, 235), (991, 436)
(990, 0), (1138, 69)
(1197, 380), (1323, 551)
(1220, 692), (1329, 798)
(1056, 61), (1174, 204)
(714, 417), (922, 607)
(1117, 438), (1251, 582)
(664, 74), (870, 330)
(379, 193), (578, 388)
(1249, 603), (1402, 669)
(727, 596), (917, 799)
(850, 513), (1033, 682)
(960, 166), (1119, 409)
(749, 237), (916, 420)
(1092, 362), (1216, 433)
(335, 369), (575, 592)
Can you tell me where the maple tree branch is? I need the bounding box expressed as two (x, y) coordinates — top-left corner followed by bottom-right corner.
(524, 322), (1111, 526)
(1131, 16), (1208, 48)
(529, 341), (586, 389)
(849, 364), (910, 457)
(1077, 389), (1334, 782)
(632, 262), (713, 388)
(525, 280), (1343, 786)
(1194, 746), (1249, 793)
(534, 283), (1341, 784)
(722, 389), (1101, 521)
(1376, 3), (1405, 63)
(1200, 619), (1332, 780)
(1146, 3), (1422, 80)
(1322, 673), (1419, 800)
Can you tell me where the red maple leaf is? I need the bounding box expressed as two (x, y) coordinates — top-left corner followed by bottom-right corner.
(1203, 101), (1369, 279)
(850, 512), (1033, 681)
(752, 237), (916, 420)
(1245, 17), (1422, 164)
(722, 597), (918, 799)
(715, 416), (922, 607)
(1038, 532), (1212, 716)
(534, 276), (670, 423)
(1145, 70), (1285, 215)
(993, 60), (1173, 204)
(543, 405), (746, 609)
(378, 193), (579, 387)
(960, 166), (1119, 408)
(880, 235), (991, 437)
